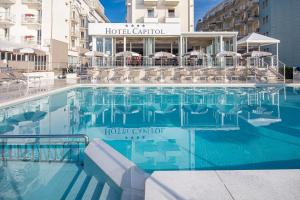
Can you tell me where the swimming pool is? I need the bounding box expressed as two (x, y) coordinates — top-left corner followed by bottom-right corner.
(1, 86), (300, 172)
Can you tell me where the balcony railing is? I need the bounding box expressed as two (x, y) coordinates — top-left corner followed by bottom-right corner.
(165, 13), (180, 23)
(22, 14), (41, 26)
(0, 12), (15, 26)
(70, 30), (79, 37)
(144, 12), (158, 23)
(163, 0), (180, 6)
(144, 0), (158, 6)
(22, 36), (39, 45)
(22, 0), (42, 8)
(0, 0), (16, 5)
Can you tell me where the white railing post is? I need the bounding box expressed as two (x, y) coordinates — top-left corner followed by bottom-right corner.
(284, 64), (286, 83)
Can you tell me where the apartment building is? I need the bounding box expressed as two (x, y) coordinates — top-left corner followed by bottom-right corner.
(259, 0), (300, 67)
(197, 0), (259, 37)
(0, 0), (109, 71)
(126, 0), (194, 32)
(197, 0), (299, 67)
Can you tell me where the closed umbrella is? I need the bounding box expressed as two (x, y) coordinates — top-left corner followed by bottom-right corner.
(115, 51), (140, 57)
(216, 51), (242, 58)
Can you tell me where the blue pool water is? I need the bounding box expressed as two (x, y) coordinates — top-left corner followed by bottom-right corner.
(1, 86), (300, 172)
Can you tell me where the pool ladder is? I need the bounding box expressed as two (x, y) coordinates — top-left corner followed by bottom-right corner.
(0, 134), (89, 164)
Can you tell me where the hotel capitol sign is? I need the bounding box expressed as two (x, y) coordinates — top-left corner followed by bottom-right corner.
(89, 23), (181, 36)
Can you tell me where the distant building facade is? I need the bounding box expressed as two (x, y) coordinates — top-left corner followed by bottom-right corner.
(197, 0), (300, 67)
(198, 0), (259, 37)
(0, 0), (109, 71)
(259, 0), (300, 67)
(126, 0), (195, 32)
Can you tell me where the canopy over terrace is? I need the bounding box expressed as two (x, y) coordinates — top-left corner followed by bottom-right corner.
(238, 33), (280, 68)
(237, 33), (280, 53)
(88, 23), (238, 67)
(0, 40), (47, 71)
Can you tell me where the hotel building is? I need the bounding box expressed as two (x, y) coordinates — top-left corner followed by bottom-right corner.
(197, 0), (300, 67)
(89, 0), (238, 67)
(0, 0), (109, 71)
(126, 0), (195, 32)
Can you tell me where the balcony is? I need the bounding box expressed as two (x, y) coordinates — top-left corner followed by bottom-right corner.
(144, 0), (158, 6)
(0, 35), (14, 41)
(163, 0), (179, 6)
(248, 15), (259, 22)
(70, 12), (79, 24)
(22, 0), (42, 8)
(0, 0), (16, 6)
(144, 13), (158, 23)
(165, 14), (180, 24)
(22, 14), (41, 28)
(70, 30), (79, 38)
(22, 35), (39, 45)
(0, 13), (15, 26)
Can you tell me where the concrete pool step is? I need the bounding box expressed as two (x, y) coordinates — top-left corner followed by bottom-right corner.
(84, 139), (150, 200)
(145, 170), (300, 200)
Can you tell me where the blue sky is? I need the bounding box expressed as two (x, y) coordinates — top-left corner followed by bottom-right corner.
(100, 0), (222, 24)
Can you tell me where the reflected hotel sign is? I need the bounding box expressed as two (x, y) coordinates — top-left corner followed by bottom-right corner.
(89, 23), (181, 36)
(104, 127), (165, 140)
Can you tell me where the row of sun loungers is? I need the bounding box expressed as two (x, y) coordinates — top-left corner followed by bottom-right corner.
(89, 67), (273, 83)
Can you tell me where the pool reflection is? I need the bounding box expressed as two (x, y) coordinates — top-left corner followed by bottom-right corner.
(1, 87), (300, 171)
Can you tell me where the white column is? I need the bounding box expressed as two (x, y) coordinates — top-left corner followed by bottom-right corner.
(246, 42), (249, 53)
(276, 43), (279, 67)
(233, 35), (237, 52)
(180, 36), (183, 67)
(92, 37), (97, 51)
(123, 37), (127, 68)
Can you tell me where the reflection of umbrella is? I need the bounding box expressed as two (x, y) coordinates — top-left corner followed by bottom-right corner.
(115, 105), (141, 124)
(150, 104), (177, 114)
(182, 104), (208, 115)
(151, 51), (175, 59)
(0, 124), (14, 134)
(7, 111), (47, 124)
(243, 51), (272, 58)
(216, 51), (242, 58)
(217, 105), (242, 115)
(115, 51), (140, 57)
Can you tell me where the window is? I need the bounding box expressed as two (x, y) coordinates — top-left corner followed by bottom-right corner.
(81, 32), (84, 39)
(147, 9), (155, 18)
(81, 18), (85, 27)
(168, 9), (175, 18)
(71, 40), (75, 48)
(4, 28), (9, 39)
(37, 30), (41, 45)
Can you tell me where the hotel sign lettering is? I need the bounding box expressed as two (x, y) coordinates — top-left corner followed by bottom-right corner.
(105, 27), (165, 36)
(89, 23), (181, 36)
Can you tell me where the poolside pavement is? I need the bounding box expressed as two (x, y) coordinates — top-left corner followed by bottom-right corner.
(145, 170), (300, 200)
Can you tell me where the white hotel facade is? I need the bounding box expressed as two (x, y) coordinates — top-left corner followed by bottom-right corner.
(89, 0), (238, 67)
(0, 0), (109, 71)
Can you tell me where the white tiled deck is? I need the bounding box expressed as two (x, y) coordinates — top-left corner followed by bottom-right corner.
(145, 170), (300, 200)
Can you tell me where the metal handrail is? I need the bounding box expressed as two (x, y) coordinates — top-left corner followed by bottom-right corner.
(0, 134), (89, 163)
(0, 134), (89, 146)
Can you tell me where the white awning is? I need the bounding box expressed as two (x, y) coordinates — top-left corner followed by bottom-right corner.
(0, 40), (45, 54)
(237, 33), (280, 46)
